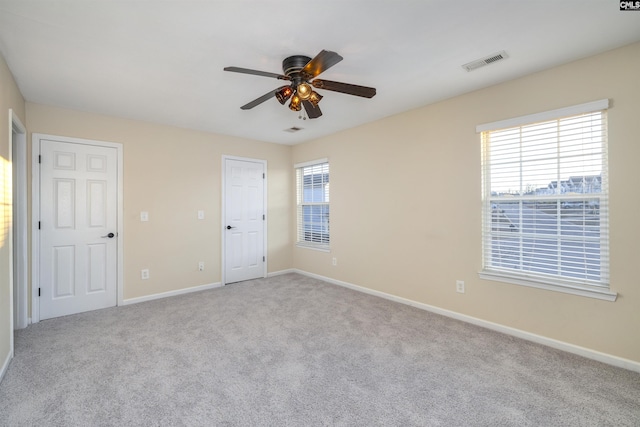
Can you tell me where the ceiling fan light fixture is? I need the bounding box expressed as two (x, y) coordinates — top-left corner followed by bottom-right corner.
(275, 86), (293, 104)
(297, 82), (312, 100)
(224, 49), (376, 117)
(308, 90), (323, 106)
(289, 93), (302, 111)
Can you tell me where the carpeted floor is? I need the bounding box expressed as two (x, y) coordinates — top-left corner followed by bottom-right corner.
(1, 273), (639, 426)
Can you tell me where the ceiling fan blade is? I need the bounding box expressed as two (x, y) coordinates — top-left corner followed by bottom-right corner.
(302, 50), (343, 79)
(311, 79), (376, 98)
(224, 66), (289, 80)
(302, 101), (322, 119)
(240, 88), (279, 110)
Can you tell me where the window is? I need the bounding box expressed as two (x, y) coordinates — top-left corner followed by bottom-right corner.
(478, 100), (615, 301)
(296, 159), (330, 249)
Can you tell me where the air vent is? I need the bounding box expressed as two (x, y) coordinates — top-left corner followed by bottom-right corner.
(284, 126), (303, 133)
(462, 51), (508, 72)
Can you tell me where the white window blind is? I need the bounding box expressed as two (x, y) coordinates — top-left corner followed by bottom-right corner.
(480, 104), (612, 299)
(296, 160), (330, 249)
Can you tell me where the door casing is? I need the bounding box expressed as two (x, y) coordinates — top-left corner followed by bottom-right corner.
(31, 133), (124, 323)
(7, 109), (26, 366)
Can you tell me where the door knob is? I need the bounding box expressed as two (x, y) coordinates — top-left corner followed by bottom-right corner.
(101, 232), (115, 238)
(226, 225), (236, 230)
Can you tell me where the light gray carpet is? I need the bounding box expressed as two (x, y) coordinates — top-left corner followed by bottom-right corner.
(1, 273), (639, 426)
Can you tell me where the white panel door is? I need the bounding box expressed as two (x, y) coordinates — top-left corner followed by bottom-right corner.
(39, 138), (118, 320)
(224, 158), (265, 284)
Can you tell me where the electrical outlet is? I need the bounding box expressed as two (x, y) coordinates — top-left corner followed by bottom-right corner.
(332, 257), (337, 266)
(198, 261), (205, 271)
(141, 269), (150, 280)
(456, 280), (465, 294)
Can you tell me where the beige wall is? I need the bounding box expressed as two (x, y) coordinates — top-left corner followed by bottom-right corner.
(292, 42), (640, 363)
(26, 104), (293, 300)
(0, 54), (26, 370)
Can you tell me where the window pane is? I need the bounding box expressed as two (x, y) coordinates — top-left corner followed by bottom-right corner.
(523, 200), (557, 235)
(302, 164), (329, 203)
(302, 204), (329, 244)
(489, 199), (602, 281)
(491, 200), (519, 232)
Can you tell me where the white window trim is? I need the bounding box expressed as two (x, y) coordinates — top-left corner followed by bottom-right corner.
(294, 158), (328, 169)
(477, 99), (617, 302)
(478, 270), (617, 301)
(476, 99), (609, 133)
(295, 243), (331, 252)
(295, 158), (330, 251)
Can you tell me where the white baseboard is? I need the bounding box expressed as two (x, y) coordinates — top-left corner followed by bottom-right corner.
(0, 349), (12, 385)
(267, 269), (295, 277)
(108, 271), (296, 307)
(122, 282), (223, 306)
(293, 269), (640, 374)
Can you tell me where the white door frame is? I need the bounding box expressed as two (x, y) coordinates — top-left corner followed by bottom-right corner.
(9, 110), (27, 334)
(31, 133), (124, 323)
(6, 109), (27, 364)
(221, 155), (267, 285)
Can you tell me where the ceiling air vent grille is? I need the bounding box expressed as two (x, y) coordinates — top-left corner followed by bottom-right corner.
(284, 126), (303, 133)
(462, 51), (508, 72)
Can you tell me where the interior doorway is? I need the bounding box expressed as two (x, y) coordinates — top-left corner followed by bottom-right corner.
(222, 156), (267, 284)
(32, 134), (123, 322)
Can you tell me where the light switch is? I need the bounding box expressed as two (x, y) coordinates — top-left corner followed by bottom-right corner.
(140, 211), (149, 222)
(197, 210), (205, 220)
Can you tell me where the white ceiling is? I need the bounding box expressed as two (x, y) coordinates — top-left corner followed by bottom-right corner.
(0, 1), (639, 145)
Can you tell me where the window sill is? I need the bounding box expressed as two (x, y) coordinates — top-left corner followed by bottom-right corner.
(478, 270), (617, 302)
(296, 243), (330, 253)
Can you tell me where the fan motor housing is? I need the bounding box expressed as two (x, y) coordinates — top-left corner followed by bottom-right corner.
(282, 55), (311, 77)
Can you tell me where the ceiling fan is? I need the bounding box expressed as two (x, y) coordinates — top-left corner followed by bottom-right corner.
(224, 50), (376, 119)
